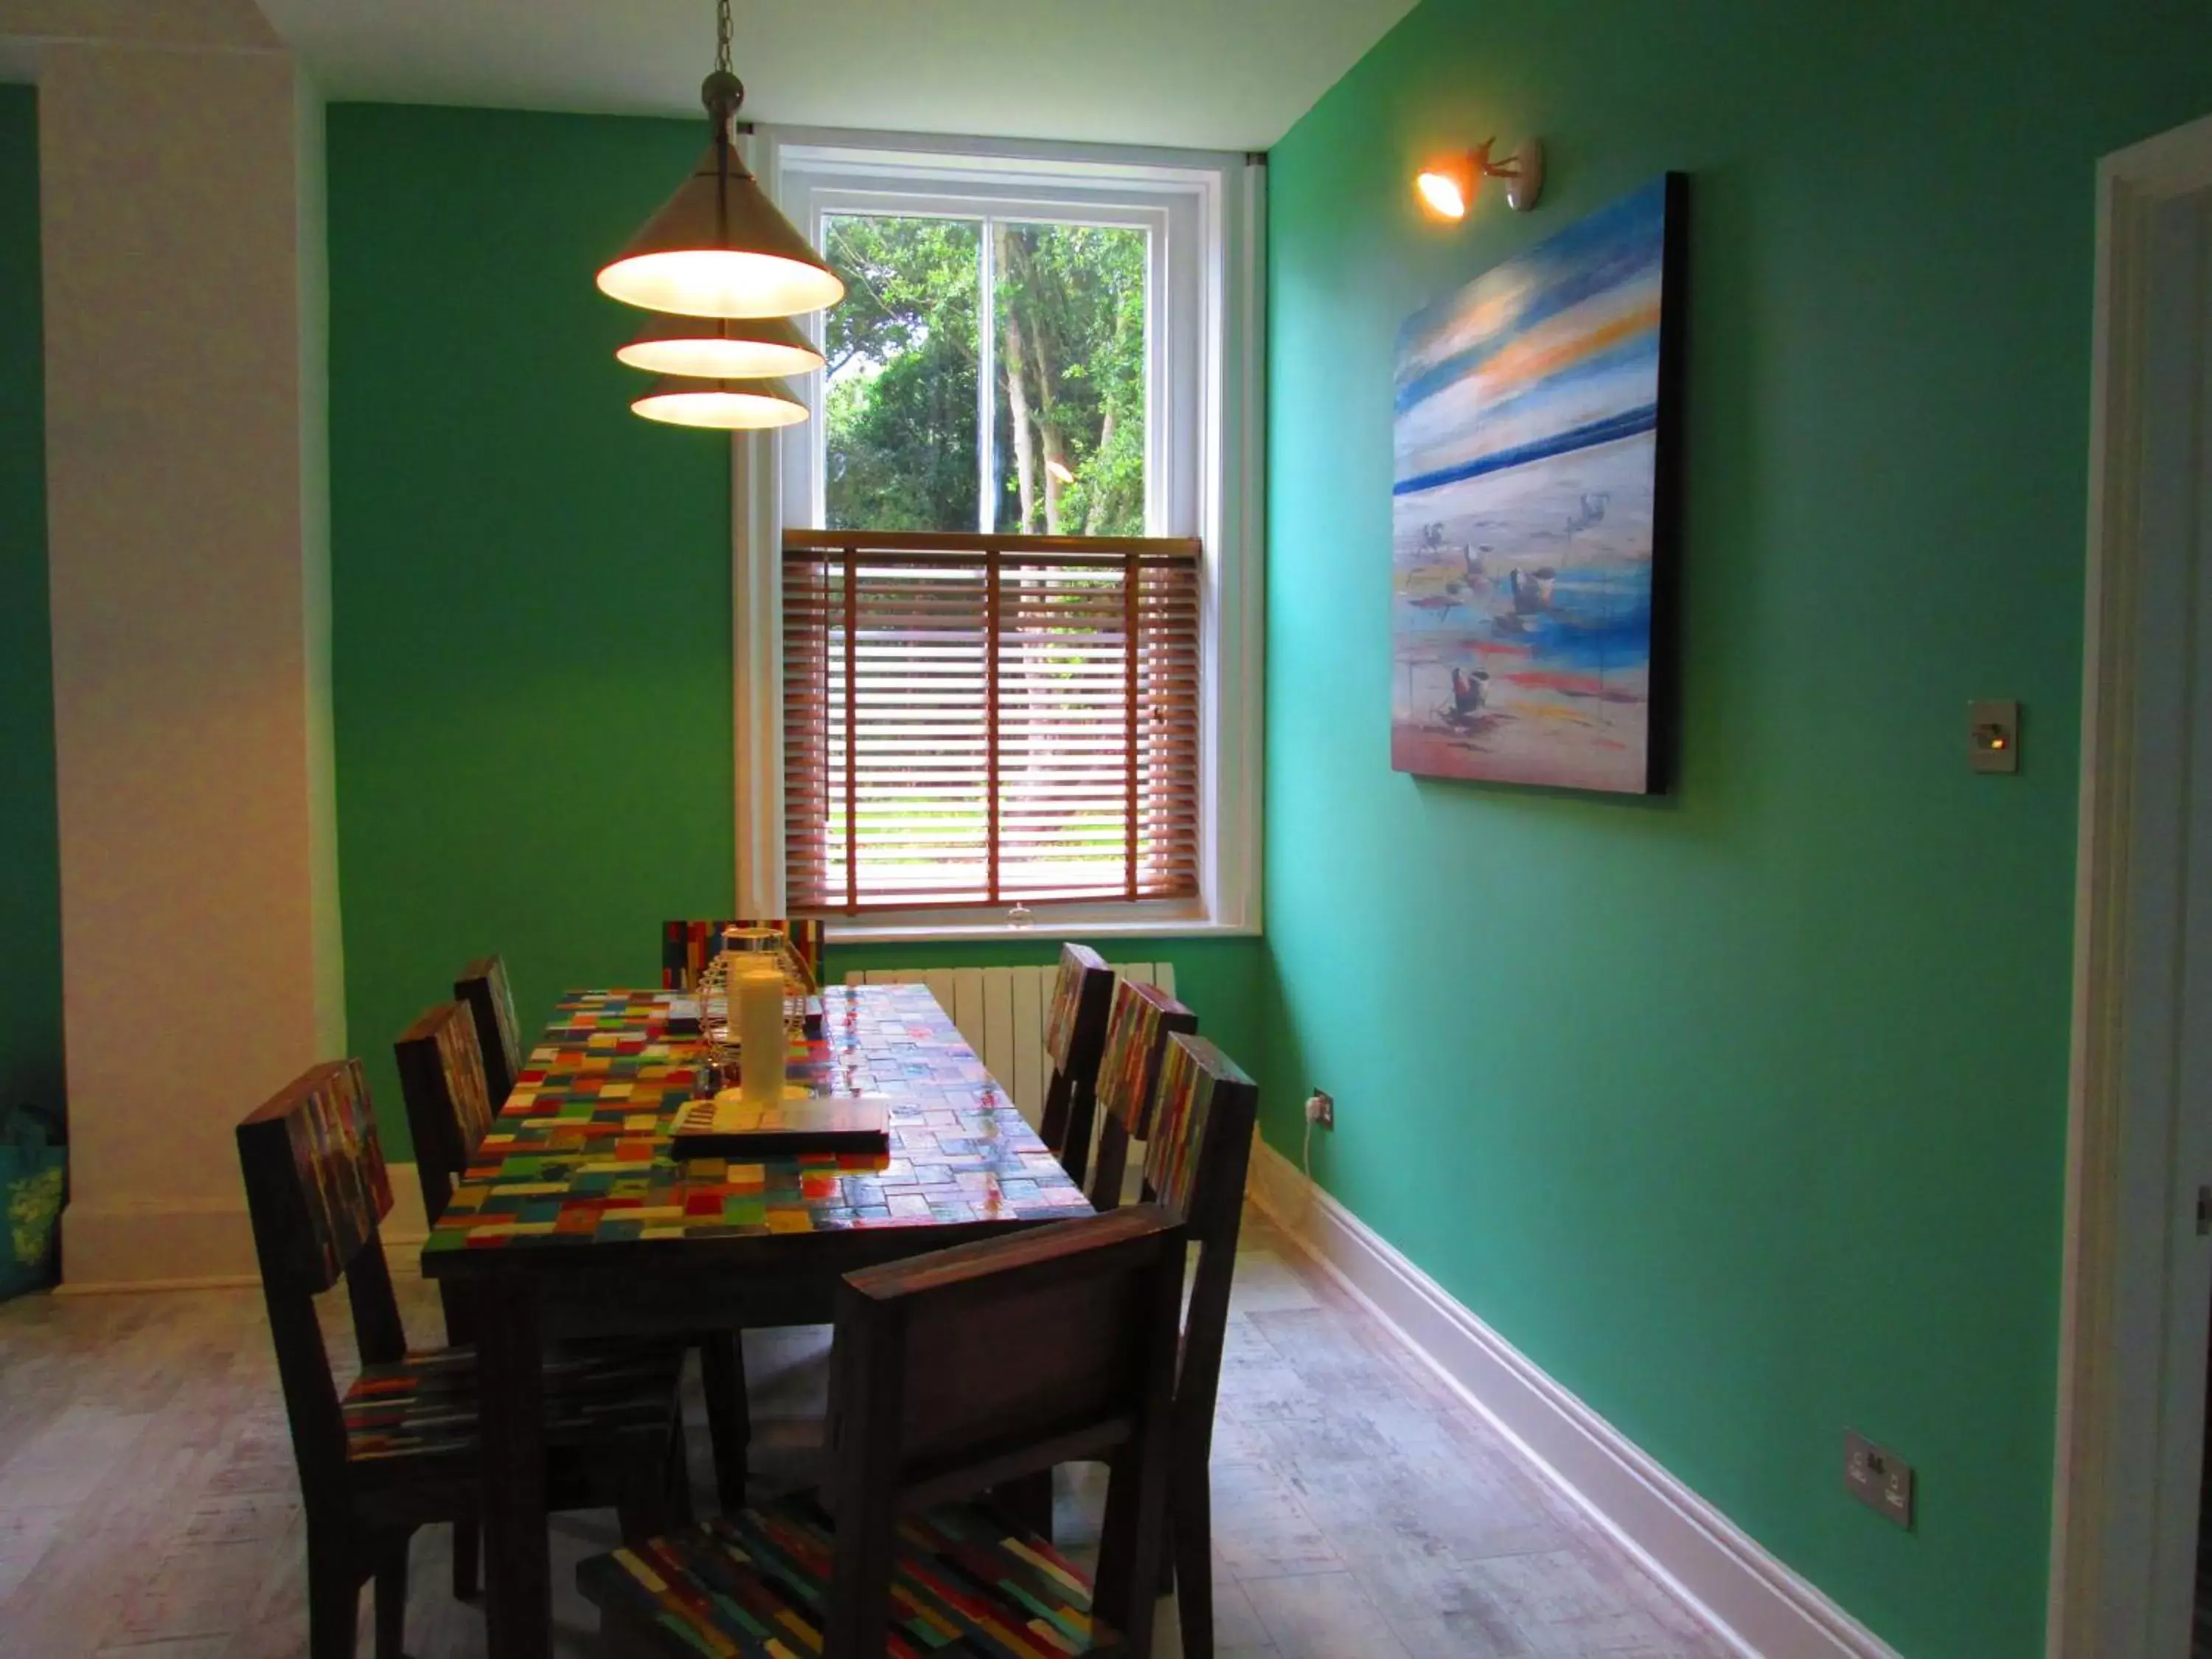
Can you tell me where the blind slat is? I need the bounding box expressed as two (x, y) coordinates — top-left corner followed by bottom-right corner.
(782, 531), (1203, 916)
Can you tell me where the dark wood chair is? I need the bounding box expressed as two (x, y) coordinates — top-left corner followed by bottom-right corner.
(453, 953), (523, 1110)
(660, 917), (824, 990)
(1037, 942), (1117, 1185)
(396, 1000), (757, 1516)
(237, 1058), (686, 1659)
(1031, 1022), (1256, 1646)
(394, 1004), (498, 1312)
(1086, 978), (1200, 1211)
(1141, 1033), (1259, 1659)
(578, 1205), (1186, 1659)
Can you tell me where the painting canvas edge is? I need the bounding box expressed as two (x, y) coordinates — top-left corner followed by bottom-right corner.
(1644, 170), (1689, 796)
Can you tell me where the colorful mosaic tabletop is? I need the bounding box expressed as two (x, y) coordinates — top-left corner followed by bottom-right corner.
(420, 984), (1091, 1267)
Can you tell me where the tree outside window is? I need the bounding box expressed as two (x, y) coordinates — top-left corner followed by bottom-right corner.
(823, 214), (1147, 536)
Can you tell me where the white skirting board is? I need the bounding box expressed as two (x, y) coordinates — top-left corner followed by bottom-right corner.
(54, 1200), (259, 1292)
(1245, 1139), (1899, 1659)
(54, 1161), (431, 1292)
(383, 1162), (430, 1248)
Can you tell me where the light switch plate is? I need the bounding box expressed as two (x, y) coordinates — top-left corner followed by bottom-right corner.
(1969, 700), (2020, 773)
(1844, 1430), (1915, 1528)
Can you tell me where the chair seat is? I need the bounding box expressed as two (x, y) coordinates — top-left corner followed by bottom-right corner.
(578, 1496), (1117, 1658)
(344, 1341), (683, 1464)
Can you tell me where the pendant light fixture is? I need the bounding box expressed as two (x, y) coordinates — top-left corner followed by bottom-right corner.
(630, 375), (810, 430)
(616, 310), (827, 380)
(597, 0), (844, 320)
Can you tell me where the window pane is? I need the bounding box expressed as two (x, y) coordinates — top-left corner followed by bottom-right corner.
(990, 223), (1148, 536)
(822, 216), (981, 532)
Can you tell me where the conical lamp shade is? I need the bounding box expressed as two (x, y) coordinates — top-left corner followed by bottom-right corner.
(616, 310), (826, 379)
(599, 142), (846, 319)
(630, 374), (810, 430)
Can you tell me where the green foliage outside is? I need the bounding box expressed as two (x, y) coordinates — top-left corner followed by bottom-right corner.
(823, 215), (1147, 535)
(822, 217), (981, 532)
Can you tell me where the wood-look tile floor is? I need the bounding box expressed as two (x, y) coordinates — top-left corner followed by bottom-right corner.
(0, 1210), (1731, 1658)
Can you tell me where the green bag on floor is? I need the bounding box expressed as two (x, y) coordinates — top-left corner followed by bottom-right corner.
(0, 1104), (65, 1301)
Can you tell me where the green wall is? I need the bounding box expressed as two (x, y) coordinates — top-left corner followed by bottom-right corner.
(325, 103), (1265, 1149)
(0, 86), (63, 1126)
(1262, 4), (2212, 1655)
(329, 105), (736, 1150)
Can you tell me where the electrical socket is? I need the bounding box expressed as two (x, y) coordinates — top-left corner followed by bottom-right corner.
(1843, 1430), (1914, 1529)
(1304, 1091), (1335, 1130)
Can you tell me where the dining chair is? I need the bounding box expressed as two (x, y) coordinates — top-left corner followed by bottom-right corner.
(1038, 941), (1116, 1185)
(453, 953), (522, 1109)
(1001, 981), (1192, 1562)
(237, 1058), (686, 1659)
(660, 917), (824, 990)
(1141, 1033), (1260, 1659)
(395, 1000), (757, 1515)
(1086, 978), (1200, 1211)
(577, 1204), (1186, 1659)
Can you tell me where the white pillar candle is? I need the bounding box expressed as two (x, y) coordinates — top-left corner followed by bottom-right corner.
(736, 961), (788, 1107)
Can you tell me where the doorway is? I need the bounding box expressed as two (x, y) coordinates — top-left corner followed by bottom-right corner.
(2051, 110), (2212, 1659)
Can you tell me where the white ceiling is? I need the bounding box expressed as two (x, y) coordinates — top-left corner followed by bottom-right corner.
(250, 0), (1416, 150)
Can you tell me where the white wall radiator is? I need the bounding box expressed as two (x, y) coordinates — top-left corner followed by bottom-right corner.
(841, 961), (1178, 1129)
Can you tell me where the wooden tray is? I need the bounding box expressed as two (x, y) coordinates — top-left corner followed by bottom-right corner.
(669, 1093), (892, 1158)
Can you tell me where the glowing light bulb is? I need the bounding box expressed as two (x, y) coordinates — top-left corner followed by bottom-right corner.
(1416, 169), (1470, 220)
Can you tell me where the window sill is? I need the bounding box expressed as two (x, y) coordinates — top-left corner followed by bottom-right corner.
(823, 913), (1259, 947)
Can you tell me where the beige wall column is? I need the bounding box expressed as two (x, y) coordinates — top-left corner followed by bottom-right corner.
(33, 21), (340, 1287)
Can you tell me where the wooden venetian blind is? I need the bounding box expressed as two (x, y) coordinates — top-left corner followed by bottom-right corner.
(783, 529), (1202, 915)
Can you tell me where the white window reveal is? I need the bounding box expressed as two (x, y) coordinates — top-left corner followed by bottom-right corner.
(732, 129), (1264, 942)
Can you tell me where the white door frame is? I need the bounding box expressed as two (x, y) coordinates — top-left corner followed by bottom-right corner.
(2050, 108), (2212, 1659)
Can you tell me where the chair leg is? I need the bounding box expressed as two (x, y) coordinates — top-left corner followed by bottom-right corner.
(993, 1469), (1054, 1544)
(613, 1445), (675, 1547)
(306, 1535), (360, 1659)
(373, 1534), (410, 1659)
(1172, 1466), (1214, 1659)
(451, 1520), (479, 1600)
(697, 1330), (751, 1512)
(664, 1409), (695, 1526)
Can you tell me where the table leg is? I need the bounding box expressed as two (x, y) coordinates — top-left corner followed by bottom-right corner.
(476, 1270), (549, 1659)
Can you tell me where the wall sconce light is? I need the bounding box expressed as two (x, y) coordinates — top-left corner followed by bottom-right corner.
(1415, 137), (1544, 219)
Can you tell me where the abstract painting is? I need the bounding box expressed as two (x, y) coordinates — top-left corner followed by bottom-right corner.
(1391, 175), (1683, 793)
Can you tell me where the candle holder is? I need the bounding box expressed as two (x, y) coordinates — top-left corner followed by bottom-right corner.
(695, 924), (818, 1085)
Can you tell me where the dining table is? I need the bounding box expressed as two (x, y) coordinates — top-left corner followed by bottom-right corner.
(418, 978), (1094, 1659)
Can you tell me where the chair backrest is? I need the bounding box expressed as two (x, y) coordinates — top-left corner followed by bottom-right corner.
(236, 1060), (407, 1519)
(237, 1058), (395, 1297)
(394, 1001), (495, 1223)
(1142, 1032), (1259, 1461)
(454, 953), (523, 1108)
(821, 1206), (1186, 1659)
(661, 917), (824, 990)
(1037, 942), (1116, 1184)
(1085, 978), (1199, 1210)
(394, 1001), (496, 1346)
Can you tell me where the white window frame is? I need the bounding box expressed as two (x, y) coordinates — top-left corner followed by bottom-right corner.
(731, 127), (1264, 944)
